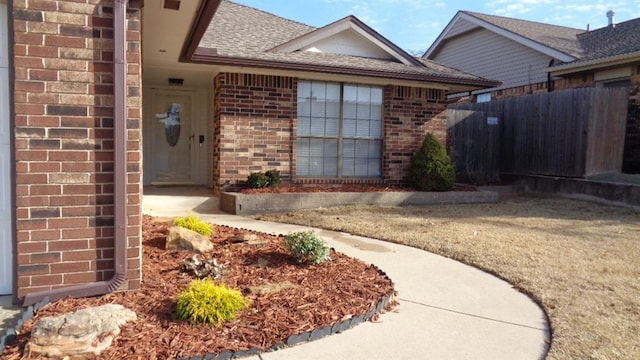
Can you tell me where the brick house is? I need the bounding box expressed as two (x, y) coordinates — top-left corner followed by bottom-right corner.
(1, 0), (497, 305)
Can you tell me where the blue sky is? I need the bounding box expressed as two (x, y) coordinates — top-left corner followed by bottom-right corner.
(232, 0), (640, 54)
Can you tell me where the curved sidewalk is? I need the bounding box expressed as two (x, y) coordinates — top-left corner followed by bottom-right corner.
(144, 193), (550, 360)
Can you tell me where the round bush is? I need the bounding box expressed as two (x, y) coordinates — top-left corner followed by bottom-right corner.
(284, 231), (330, 265)
(409, 133), (455, 191)
(247, 172), (270, 188)
(173, 214), (216, 237)
(176, 279), (250, 326)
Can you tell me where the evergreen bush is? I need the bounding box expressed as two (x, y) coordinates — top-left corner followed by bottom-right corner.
(247, 172), (270, 188)
(176, 279), (250, 326)
(264, 169), (281, 187)
(284, 231), (330, 265)
(173, 214), (216, 237)
(409, 133), (455, 191)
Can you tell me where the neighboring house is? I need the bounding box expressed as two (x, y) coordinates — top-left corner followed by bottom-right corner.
(424, 10), (640, 173)
(1, 0), (497, 305)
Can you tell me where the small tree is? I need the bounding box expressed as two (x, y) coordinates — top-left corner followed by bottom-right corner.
(409, 133), (455, 191)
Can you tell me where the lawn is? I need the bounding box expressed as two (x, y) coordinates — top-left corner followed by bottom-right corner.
(256, 195), (640, 360)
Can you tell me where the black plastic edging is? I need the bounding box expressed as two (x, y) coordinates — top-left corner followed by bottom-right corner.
(179, 266), (395, 360)
(0, 297), (50, 355)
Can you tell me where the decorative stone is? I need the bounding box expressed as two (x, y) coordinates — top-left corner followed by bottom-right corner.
(182, 254), (223, 279)
(229, 233), (259, 243)
(245, 281), (296, 296)
(166, 226), (214, 254)
(28, 304), (137, 359)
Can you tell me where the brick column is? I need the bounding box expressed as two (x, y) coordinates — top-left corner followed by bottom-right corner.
(213, 73), (295, 194)
(12, 0), (142, 298)
(383, 85), (447, 185)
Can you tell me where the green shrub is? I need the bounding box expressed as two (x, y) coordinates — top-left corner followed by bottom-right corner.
(284, 231), (330, 265)
(409, 133), (455, 191)
(264, 169), (281, 187)
(247, 172), (270, 188)
(173, 214), (216, 237)
(176, 279), (250, 326)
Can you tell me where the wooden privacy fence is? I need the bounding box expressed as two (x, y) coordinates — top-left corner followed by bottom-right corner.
(447, 87), (629, 183)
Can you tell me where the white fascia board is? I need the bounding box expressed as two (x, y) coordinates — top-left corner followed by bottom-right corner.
(550, 51), (640, 76)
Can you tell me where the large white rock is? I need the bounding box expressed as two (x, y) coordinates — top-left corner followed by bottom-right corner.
(166, 226), (214, 253)
(29, 304), (137, 358)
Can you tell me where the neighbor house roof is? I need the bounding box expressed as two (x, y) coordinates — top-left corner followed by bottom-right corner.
(424, 10), (640, 76)
(424, 11), (584, 62)
(182, 0), (499, 89)
(551, 17), (640, 74)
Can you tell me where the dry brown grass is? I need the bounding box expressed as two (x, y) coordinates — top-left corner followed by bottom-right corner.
(256, 195), (640, 360)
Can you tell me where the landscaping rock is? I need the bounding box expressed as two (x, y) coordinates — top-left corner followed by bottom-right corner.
(245, 281), (296, 296)
(28, 304), (136, 359)
(182, 254), (223, 279)
(229, 232), (268, 247)
(229, 232), (259, 243)
(166, 226), (214, 254)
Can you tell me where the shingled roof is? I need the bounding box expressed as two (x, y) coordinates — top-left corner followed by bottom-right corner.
(576, 17), (640, 61)
(191, 1), (499, 88)
(425, 9), (640, 74)
(463, 11), (585, 59)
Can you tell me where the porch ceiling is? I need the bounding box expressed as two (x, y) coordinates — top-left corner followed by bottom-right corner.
(142, 0), (216, 87)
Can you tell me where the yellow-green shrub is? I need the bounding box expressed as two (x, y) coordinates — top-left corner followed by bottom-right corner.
(176, 279), (250, 326)
(173, 214), (216, 237)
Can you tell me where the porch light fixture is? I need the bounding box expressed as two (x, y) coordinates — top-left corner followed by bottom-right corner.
(164, 0), (181, 11)
(168, 78), (184, 86)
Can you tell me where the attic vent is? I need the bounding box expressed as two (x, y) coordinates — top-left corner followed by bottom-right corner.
(607, 10), (615, 28)
(164, 0), (181, 10)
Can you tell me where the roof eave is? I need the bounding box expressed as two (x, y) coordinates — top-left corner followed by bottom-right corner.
(191, 47), (500, 90)
(179, 0), (223, 63)
(550, 51), (640, 76)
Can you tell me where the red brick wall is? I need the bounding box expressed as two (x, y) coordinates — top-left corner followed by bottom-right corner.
(12, 0), (142, 298)
(213, 73), (295, 193)
(213, 73), (449, 190)
(383, 85), (448, 184)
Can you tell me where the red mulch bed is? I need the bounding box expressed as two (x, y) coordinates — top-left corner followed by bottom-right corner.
(2, 216), (395, 359)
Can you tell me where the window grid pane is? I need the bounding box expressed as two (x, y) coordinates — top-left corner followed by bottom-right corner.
(297, 81), (382, 178)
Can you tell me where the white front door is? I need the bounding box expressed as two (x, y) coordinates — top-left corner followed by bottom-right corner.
(0, 0), (13, 295)
(147, 89), (195, 184)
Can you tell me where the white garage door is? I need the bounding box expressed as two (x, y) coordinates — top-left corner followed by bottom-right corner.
(0, 1), (12, 295)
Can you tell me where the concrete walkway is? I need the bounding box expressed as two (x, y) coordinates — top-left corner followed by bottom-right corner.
(144, 189), (550, 360)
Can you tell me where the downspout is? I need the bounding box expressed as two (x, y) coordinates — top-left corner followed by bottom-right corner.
(22, 0), (129, 306)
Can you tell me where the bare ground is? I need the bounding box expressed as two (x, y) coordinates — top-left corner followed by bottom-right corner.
(256, 195), (640, 360)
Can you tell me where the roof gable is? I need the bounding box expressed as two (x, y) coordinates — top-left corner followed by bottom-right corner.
(268, 16), (422, 66)
(183, 1), (500, 91)
(424, 11), (584, 62)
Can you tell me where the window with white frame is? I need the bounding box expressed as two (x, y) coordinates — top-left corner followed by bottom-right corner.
(297, 81), (383, 178)
(476, 92), (491, 103)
